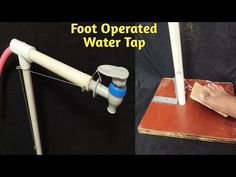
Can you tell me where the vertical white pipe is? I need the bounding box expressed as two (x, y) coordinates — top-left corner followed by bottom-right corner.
(168, 22), (186, 105)
(18, 56), (42, 155)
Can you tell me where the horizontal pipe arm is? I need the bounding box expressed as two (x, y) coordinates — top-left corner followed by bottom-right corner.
(28, 50), (92, 91)
(10, 38), (109, 99)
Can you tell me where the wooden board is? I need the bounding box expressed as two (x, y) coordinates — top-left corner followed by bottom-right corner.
(138, 78), (236, 143)
(190, 82), (227, 117)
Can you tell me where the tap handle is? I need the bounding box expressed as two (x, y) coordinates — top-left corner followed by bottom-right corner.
(97, 65), (129, 87)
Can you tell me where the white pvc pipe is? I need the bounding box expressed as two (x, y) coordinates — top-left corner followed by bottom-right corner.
(10, 39), (92, 91)
(28, 50), (92, 91)
(10, 39), (111, 105)
(9, 39), (118, 154)
(168, 22), (186, 105)
(18, 55), (42, 155)
(28, 50), (110, 98)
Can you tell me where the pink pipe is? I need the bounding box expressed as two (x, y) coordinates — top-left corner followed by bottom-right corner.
(0, 47), (12, 75)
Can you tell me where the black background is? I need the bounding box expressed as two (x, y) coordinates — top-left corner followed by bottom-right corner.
(0, 22), (135, 154)
(136, 22), (236, 154)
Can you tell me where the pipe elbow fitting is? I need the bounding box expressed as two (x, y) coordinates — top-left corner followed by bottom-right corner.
(10, 39), (36, 62)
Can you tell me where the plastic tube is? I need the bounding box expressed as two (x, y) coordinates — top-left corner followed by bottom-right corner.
(28, 50), (92, 91)
(168, 22), (186, 105)
(18, 55), (42, 155)
(0, 47), (12, 75)
(10, 39), (93, 90)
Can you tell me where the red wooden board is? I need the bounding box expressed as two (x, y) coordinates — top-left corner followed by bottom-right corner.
(138, 78), (236, 143)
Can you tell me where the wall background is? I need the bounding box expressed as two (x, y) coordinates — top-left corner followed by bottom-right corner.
(0, 22), (135, 154)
